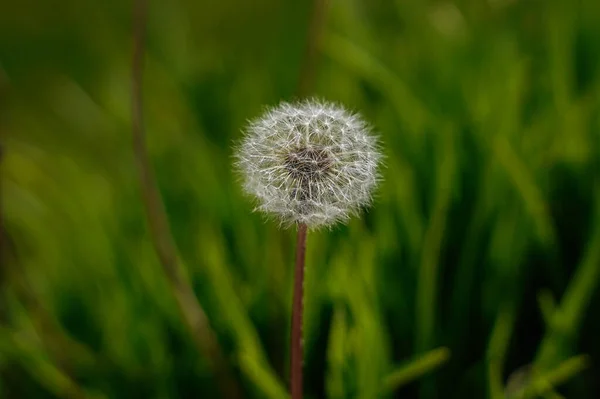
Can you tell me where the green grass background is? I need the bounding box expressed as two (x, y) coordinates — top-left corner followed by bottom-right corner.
(1, 0), (600, 398)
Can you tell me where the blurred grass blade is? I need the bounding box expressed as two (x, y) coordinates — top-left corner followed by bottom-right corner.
(416, 124), (455, 354)
(3, 234), (98, 370)
(344, 266), (390, 399)
(389, 158), (425, 257)
(487, 303), (516, 399)
(200, 231), (288, 398)
(326, 303), (348, 399)
(239, 352), (289, 399)
(493, 135), (557, 249)
(535, 185), (600, 370)
(448, 163), (494, 351)
(381, 347), (450, 394)
(0, 327), (105, 399)
(537, 289), (557, 327)
(322, 33), (431, 135)
(516, 355), (590, 399)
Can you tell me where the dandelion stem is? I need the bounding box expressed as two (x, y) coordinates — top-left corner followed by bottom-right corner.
(291, 223), (308, 399)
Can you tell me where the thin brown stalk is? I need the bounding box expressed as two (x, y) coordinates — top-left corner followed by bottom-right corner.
(296, 0), (328, 97)
(290, 0), (327, 390)
(288, 3), (326, 393)
(290, 223), (308, 399)
(0, 145), (4, 278)
(0, 136), (5, 282)
(130, 1), (241, 397)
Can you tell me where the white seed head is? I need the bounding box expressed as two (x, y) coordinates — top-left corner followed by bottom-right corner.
(234, 99), (382, 229)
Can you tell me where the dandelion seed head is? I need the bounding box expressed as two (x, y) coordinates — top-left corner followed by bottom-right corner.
(234, 99), (382, 229)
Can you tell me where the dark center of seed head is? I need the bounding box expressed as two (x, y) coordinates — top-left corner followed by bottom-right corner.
(284, 147), (333, 182)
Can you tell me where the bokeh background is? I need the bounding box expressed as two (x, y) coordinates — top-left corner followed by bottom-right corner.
(1, 0), (600, 398)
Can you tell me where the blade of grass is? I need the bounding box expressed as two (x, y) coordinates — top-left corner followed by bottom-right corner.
(199, 230), (288, 398)
(416, 123), (455, 399)
(534, 185), (600, 370)
(326, 303), (348, 399)
(2, 231), (100, 370)
(519, 355), (590, 399)
(448, 162), (495, 352)
(322, 33), (431, 136)
(536, 290), (557, 327)
(238, 352), (290, 399)
(493, 135), (557, 250)
(380, 347), (450, 395)
(0, 327), (105, 399)
(335, 245), (389, 399)
(487, 303), (516, 399)
(416, 123), (456, 353)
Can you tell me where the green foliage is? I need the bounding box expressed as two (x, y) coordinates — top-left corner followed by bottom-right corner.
(1, 0), (599, 397)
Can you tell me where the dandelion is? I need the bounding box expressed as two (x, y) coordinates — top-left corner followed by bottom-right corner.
(234, 99), (382, 399)
(235, 99), (381, 229)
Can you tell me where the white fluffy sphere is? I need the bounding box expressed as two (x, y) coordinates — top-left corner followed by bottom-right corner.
(235, 99), (382, 229)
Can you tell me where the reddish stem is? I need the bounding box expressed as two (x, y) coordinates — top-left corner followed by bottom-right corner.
(291, 223), (308, 399)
